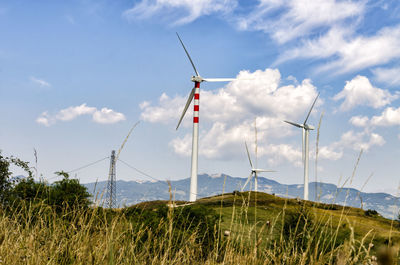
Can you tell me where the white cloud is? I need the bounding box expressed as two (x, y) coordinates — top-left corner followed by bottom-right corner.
(333, 75), (397, 111)
(316, 128), (385, 161)
(36, 112), (51, 127)
(141, 68), (323, 164)
(123, 0), (237, 25)
(238, 0), (365, 44)
(56, 104), (96, 121)
(30, 76), (51, 87)
(372, 66), (400, 86)
(318, 146), (343, 161)
(370, 107), (400, 127)
(349, 115), (369, 127)
(278, 25), (400, 74)
(36, 103), (126, 126)
(331, 130), (385, 153)
(92, 108), (126, 124)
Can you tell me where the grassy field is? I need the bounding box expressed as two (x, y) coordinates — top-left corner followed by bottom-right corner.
(0, 191), (399, 264)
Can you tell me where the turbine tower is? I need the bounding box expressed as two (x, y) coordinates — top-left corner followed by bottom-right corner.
(106, 150), (116, 208)
(284, 93), (319, 201)
(175, 33), (235, 202)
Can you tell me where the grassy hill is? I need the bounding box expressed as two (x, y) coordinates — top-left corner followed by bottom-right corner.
(134, 191), (400, 263)
(196, 192), (400, 247)
(1, 191), (399, 264)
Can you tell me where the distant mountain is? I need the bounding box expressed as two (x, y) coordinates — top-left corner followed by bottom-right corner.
(84, 173), (400, 219)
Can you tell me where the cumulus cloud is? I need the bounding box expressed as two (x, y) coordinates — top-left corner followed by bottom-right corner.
(349, 115), (369, 127)
(30, 76), (51, 87)
(92, 108), (126, 124)
(333, 75), (397, 111)
(56, 104), (96, 121)
(278, 25), (400, 74)
(36, 103), (126, 126)
(370, 107), (400, 127)
(123, 0), (237, 25)
(372, 66), (400, 86)
(321, 130), (385, 157)
(141, 68), (323, 164)
(238, 0), (364, 44)
(318, 146), (343, 161)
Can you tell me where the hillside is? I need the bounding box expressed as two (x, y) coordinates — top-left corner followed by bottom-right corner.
(134, 191), (400, 255)
(85, 173), (400, 218)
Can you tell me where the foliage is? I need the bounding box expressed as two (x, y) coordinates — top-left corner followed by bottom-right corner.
(12, 176), (49, 203)
(282, 205), (315, 252)
(48, 171), (91, 210)
(0, 151), (91, 213)
(365, 209), (379, 217)
(0, 150), (33, 205)
(122, 204), (220, 260)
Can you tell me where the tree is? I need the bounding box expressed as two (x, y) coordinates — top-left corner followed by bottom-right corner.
(49, 171), (91, 209)
(0, 151), (33, 205)
(12, 176), (49, 203)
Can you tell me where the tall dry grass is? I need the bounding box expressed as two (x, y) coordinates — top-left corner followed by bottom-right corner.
(0, 192), (398, 265)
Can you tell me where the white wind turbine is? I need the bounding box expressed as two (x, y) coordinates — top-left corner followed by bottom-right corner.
(284, 93), (319, 201)
(241, 120), (275, 192)
(175, 33), (236, 202)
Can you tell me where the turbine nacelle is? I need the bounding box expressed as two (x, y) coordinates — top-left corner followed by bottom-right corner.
(304, 124), (315, 130)
(191, 75), (204, 82)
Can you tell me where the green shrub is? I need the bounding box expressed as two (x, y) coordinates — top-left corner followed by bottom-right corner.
(365, 209), (379, 217)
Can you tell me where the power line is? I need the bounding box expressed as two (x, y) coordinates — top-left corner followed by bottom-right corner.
(117, 158), (208, 197)
(67, 157), (109, 174)
(117, 158), (164, 183)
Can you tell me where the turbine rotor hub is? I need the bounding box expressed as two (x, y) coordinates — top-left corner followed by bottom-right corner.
(191, 76), (204, 82)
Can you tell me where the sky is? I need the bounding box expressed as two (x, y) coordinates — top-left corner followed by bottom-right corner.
(1, 0), (400, 196)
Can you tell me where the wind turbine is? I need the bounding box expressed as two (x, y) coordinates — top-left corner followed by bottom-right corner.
(284, 93), (319, 201)
(175, 33), (235, 202)
(241, 119), (275, 192)
(241, 142), (275, 192)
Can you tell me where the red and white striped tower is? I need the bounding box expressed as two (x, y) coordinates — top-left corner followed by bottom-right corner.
(189, 81), (200, 201)
(176, 33), (235, 202)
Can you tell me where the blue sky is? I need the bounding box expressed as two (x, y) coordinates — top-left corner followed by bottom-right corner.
(1, 0), (400, 195)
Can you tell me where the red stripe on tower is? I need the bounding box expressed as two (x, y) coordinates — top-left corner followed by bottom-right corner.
(194, 105), (199, 111)
(194, 94), (200, 100)
(193, 117), (199, 123)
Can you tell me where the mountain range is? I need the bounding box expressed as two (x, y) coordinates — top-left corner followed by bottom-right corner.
(84, 173), (400, 219)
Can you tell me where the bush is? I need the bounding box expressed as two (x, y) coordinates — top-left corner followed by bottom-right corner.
(122, 204), (220, 260)
(0, 151), (33, 206)
(48, 171), (91, 210)
(365, 209), (379, 217)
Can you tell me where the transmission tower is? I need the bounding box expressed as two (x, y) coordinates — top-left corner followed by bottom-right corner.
(106, 150), (117, 209)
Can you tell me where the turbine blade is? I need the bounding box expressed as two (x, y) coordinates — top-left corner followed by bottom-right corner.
(241, 172), (253, 191)
(176, 33), (199, 77)
(304, 92), (320, 125)
(202, 78), (235, 82)
(284, 120), (303, 128)
(245, 141), (253, 169)
(254, 169), (276, 173)
(176, 87), (195, 130)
